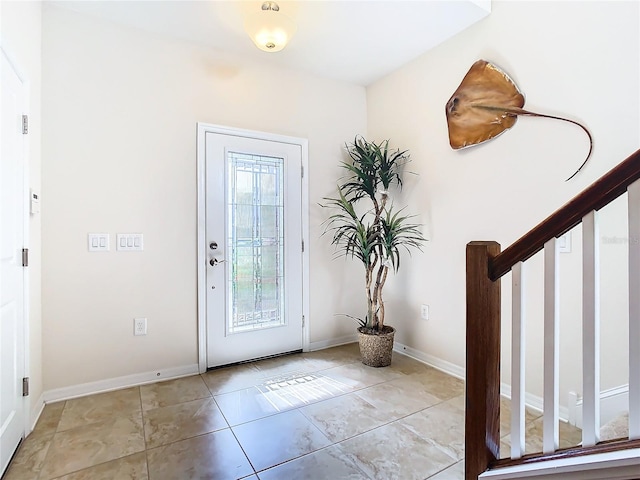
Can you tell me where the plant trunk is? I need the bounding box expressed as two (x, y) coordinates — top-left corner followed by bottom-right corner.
(369, 192), (388, 330)
(365, 261), (373, 327)
(372, 260), (387, 330)
(376, 265), (389, 329)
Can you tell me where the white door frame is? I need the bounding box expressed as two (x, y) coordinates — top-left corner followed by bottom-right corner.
(196, 123), (309, 373)
(1, 44), (31, 437)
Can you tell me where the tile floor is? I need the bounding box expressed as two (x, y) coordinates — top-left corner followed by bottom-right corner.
(3, 344), (582, 480)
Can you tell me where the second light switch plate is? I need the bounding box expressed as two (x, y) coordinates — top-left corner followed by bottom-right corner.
(117, 233), (144, 251)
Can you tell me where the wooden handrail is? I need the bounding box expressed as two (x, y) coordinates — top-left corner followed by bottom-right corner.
(466, 148), (640, 479)
(490, 148), (640, 281)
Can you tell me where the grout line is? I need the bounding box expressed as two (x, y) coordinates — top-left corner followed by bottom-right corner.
(33, 402), (66, 480)
(137, 386), (150, 478)
(228, 423), (258, 476)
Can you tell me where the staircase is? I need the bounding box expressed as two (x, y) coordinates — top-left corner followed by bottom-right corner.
(465, 149), (640, 479)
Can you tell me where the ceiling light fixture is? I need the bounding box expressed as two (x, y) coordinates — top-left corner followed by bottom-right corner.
(244, 1), (297, 53)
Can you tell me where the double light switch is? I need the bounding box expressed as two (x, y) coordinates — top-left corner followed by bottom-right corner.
(88, 233), (144, 252)
(88, 233), (110, 252)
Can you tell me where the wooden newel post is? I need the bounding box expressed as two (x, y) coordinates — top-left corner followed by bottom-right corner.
(465, 241), (502, 480)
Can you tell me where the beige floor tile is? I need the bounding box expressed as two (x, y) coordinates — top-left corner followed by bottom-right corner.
(202, 364), (265, 396)
(405, 367), (464, 401)
(2, 431), (55, 480)
(140, 375), (211, 410)
(354, 375), (442, 418)
(339, 422), (457, 480)
(499, 438), (512, 459)
(214, 386), (283, 426)
(301, 344), (361, 370)
(34, 401), (66, 435)
(2, 347), (504, 480)
(500, 417), (583, 458)
(499, 395), (543, 437)
(428, 460), (464, 479)
(387, 352), (433, 375)
(146, 429), (253, 480)
(57, 387), (141, 432)
(399, 395), (465, 461)
(321, 362), (405, 391)
(143, 397), (227, 448)
(53, 452), (148, 480)
(258, 445), (371, 479)
(39, 411), (145, 480)
(232, 409), (331, 472)
(300, 392), (390, 442)
(600, 411), (629, 441)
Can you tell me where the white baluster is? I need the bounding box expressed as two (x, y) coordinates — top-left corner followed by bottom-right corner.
(582, 212), (600, 446)
(543, 238), (560, 453)
(511, 262), (526, 459)
(628, 180), (640, 440)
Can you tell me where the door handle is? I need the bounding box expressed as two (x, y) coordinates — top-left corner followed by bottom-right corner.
(209, 258), (226, 266)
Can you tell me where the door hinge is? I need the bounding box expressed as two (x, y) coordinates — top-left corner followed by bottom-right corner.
(301, 165), (304, 178)
(301, 239), (305, 253)
(302, 315), (305, 328)
(22, 377), (30, 397)
(22, 248), (29, 267)
(22, 115), (28, 134)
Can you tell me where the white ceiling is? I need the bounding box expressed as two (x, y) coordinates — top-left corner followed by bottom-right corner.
(49, 0), (491, 86)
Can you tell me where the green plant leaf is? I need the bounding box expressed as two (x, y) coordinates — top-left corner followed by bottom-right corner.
(320, 136), (427, 330)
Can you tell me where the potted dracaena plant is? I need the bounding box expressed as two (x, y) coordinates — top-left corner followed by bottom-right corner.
(323, 136), (426, 367)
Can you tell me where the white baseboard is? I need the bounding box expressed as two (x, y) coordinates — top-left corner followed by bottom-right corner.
(568, 384), (629, 428)
(43, 364), (199, 403)
(393, 342), (572, 422)
(393, 342), (465, 379)
(29, 393), (45, 432)
(499, 382), (567, 421)
(308, 334), (357, 352)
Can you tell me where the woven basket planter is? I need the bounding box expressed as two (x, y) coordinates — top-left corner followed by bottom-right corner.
(357, 326), (395, 367)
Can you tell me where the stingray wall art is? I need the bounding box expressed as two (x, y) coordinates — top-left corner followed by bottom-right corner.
(445, 60), (592, 181)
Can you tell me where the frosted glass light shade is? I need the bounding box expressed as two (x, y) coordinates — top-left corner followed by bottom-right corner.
(244, 5), (297, 52)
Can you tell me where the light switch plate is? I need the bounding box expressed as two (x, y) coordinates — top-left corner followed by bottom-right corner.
(88, 233), (109, 252)
(30, 189), (40, 214)
(558, 231), (572, 253)
(117, 233), (144, 251)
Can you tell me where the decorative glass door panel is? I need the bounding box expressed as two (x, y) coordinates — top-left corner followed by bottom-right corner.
(227, 152), (285, 334)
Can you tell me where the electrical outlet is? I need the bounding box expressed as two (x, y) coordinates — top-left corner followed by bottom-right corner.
(134, 317), (147, 336)
(421, 304), (429, 320)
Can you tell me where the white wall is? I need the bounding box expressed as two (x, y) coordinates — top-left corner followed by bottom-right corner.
(41, 5), (366, 391)
(1, 0), (43, 425)
(367, 0), (639, 414)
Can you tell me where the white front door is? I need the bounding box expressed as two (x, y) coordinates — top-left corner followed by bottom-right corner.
(0, 50), (27, 476)
(204, 130), (304, 368)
